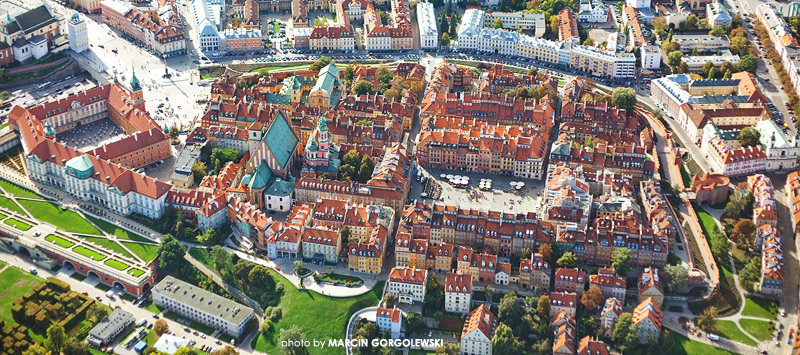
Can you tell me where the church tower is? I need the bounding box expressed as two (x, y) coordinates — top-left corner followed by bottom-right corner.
(129, 69), (144, 107)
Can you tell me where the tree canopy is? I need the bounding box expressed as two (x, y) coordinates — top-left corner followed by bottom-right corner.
(611, 87), (637, 114)
(157, 234), (185, 274)
(738, 127), (761, 148)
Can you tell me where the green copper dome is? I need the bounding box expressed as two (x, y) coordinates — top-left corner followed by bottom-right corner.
(130, 68), (141, 92)
(43, 121), (55, 137)
(65, 155), (93, 179)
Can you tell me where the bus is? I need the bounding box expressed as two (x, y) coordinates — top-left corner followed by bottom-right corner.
(37, 82), (52, 90)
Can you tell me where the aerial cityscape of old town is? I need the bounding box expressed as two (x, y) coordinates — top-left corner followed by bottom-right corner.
(1, 0), (800, 353)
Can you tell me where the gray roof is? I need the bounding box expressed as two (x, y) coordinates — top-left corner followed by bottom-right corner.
(154, 276), (253, 325)
(4, 5), (57, 35)
(88, 309), (133, 341)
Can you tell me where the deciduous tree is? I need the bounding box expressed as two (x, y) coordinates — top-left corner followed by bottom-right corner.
(737, 127), (761, 148)
(581, 285), (605, 310)
(279, 325), (307, 355)
(557, 252), (577, 268)
(154, 319), (169, 336)
(611, 248), (632, 276)
(697, 307), (718, 332)
(44, 323), (66, 354)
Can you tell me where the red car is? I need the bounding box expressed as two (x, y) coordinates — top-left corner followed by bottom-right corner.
(114, 305), (121, 309)
(274, 265), (281, 271)
(82, 291), (88, 295)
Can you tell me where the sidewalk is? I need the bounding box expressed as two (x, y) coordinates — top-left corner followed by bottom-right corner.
(229, 249), (380, 298)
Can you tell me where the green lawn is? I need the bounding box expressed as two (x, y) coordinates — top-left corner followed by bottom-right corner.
(87, 216), (152, 242)
(129, 268), (145, 277)
(0, 266), (45, 324)
(45, 234), (75, 248)
(0, 179), (41, 199)
(739, 319), (773, 341)
(251, 272), (384, 355)
(0, 260), (5, 269)
(688, 208), (740, 316)
(668, 333), (737, 355)
(0, 196), (25, 214)
(142, 300), (163, 314)
(73, 246), (107, 262)
(681, 163), (693, 188)
(715, 320), (756, 346)
(80, 236), (135, 259)
(742, 296), (779, 319)
(189, 248), (214, 270)
(104, 259), (129, 271)
(5, 217), (31, 230)
(121, 242), (158, 262)
(17, 199), (102, 235)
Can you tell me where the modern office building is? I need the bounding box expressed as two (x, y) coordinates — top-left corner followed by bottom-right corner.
(87, 309), (133, 348)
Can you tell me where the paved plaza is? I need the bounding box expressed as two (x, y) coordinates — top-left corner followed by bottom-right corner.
(56, 117), (126, 151)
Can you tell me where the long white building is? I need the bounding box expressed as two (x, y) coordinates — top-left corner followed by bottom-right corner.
(484, 11), (545, 37)
(417, 2), (437, 49)
(457, 8), (634, 78)
(192, 0), (222, 51)
(153, 276), (254, 337)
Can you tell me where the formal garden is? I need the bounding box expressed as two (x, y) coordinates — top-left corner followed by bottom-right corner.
(0, 266), (110, 355)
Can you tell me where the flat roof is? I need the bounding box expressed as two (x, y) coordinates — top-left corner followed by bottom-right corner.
(89, 309), (133, 341)
(154, 276), (253, 325)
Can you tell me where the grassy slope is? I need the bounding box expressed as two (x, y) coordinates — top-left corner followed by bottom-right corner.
(251, 271), (384, 355)
(17, 199), (101, 235)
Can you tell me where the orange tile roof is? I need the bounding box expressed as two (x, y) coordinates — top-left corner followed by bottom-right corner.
(461, 304), (497, 340)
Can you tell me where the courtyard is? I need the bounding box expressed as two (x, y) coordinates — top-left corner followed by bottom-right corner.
(55, 117), (127, 152)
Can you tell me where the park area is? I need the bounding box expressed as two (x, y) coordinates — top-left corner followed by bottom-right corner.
(250, 268), (384, 355)
(0, 178), (158, 264)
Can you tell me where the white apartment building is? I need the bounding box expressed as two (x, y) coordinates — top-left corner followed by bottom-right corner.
(484, 11), (545, 37)
(758, 4), (800, 100)
(376, 306), (404, 339)
(757, 119), (800, 171)
(386, 267), (427, 304)
(682, 53), (741, 72)
(627, 0), (650, 8)
(192, 0), (221, 51)
(67, 13), (88, 53)
(457, 8), (485, 38)
(461, 305), (497, 355)
(417, 2), (438, 49)
(578, 0), (608, 23)
(153, 276), (254, 337)
(641, 45), (661, 69)
(444, 273), (472, 314)
(571, 45), (636, 78)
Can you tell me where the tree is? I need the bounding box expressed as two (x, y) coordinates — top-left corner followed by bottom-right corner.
(493, 17), (503, 29)
(709, 26), (726, 36)
(738, 127), (761, 148)
(352, 80), (374, 95)
(484, 284), (493, 302)
(341, 65), (355, 83)
(209, 346), (238, 355)
(611, 87), (637, 114)
(581, 285), (605, 310)
(154, 319), (170, 336)
(441, 32), (450, 47)
(279, 325), (307, 355)
(701, 61), (715, 78)
(737, 54), (758, 73)
(191, 161), (207, 184)
(0, 91), (10, 101)
(652, 17), (667, 38)
(342, 149), (361, 167)
(63, 339), (91, 355)
(491, 323), (522, 354)
(358, 155), (375, 183)
(435, 344), (460, 355)
(44, 323), (66, 354)
(611, 248), (632, 276)
(22, 344), (51, 355)
(309, 56), (332, 71)
(612, 313), (640, 352)
(407, 312), (425, 332)
(723, 69), (732, 79)
(169, 125), (179, 140)
(730, 36), (752, 56)
(498, 292), (524, 328)
(211, 245), (232, 271)
(157, 235), (185, 274)
(664, 264), (688, 293)
(538, 244), (553, 263)
(549, 15), (560, 35)
(249, 265), (276, 291)
(690, 47), (699, 56)
(294, 260), (305, 275)
(174, 349), (198, 355)
(340, 226), (351, 245)
(86, 303), (109, 323)
(712, 234), (731, 260)
(720, 61), (735, 76)
(679, 62), (690, 74)
(707, 67), (717, 79)
(383, 292), (397, 308)
(697, 307), (718, 332)
(661, 40), (680, 54)
(557, 252), (577, 268)
(339, 164), (356, 182)
(731, 218), (757, 248)
(537, 295), (550, 317)
(686, 14), (699, 29)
